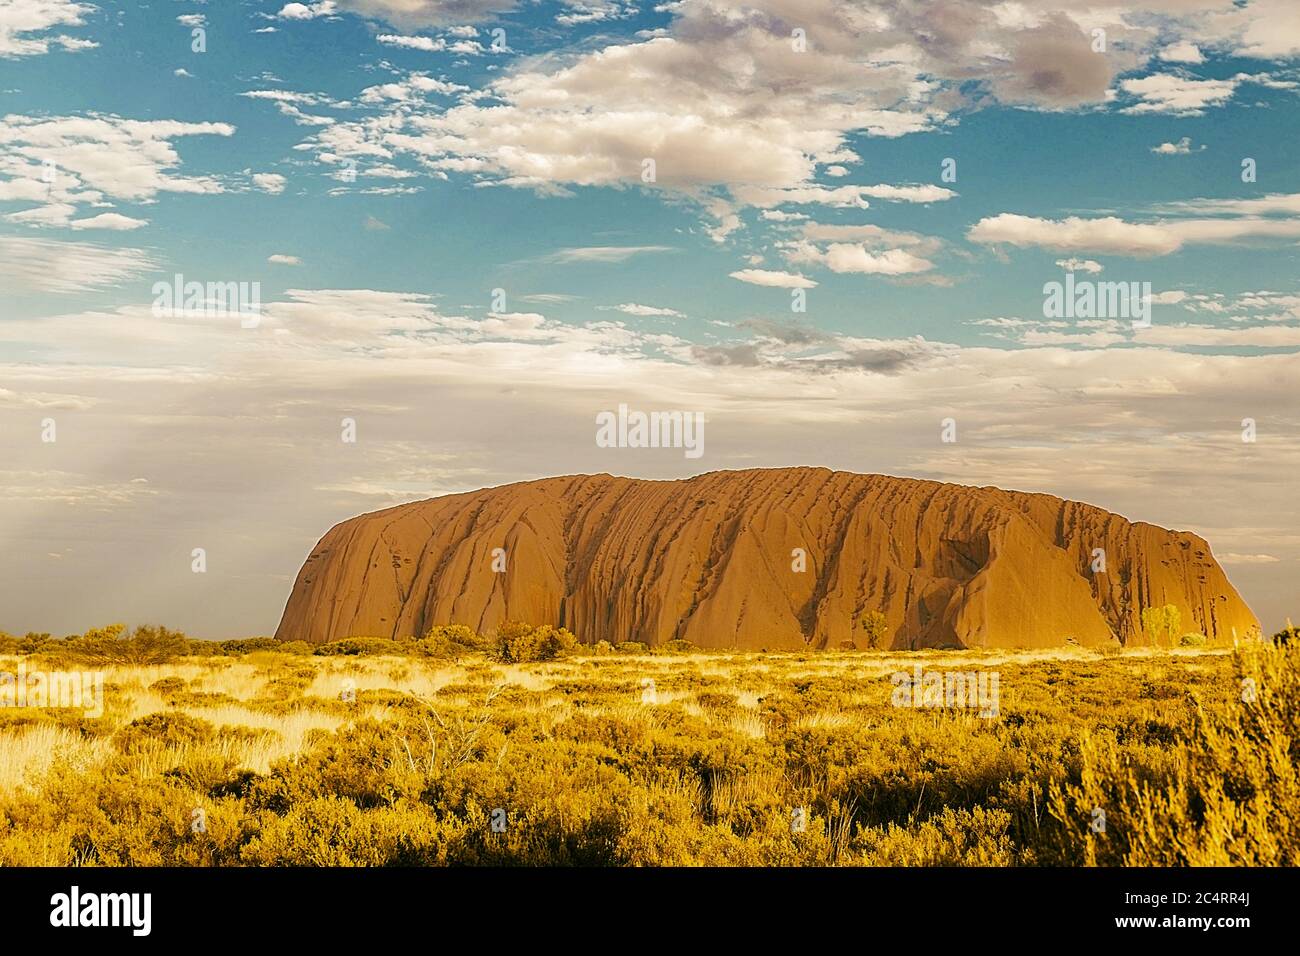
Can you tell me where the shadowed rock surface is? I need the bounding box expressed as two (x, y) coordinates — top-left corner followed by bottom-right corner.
(275, 468), (1259, 649)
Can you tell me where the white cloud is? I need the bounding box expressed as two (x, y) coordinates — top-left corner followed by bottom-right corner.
(0, 0), (95, 57)
(859, 183), (957, 203)
(241, 89), (341, 126)
(332, 0), (515, 27)
(295, 2), (980, 236)
(1218, 553), (1281, 565)
(376, 34), (444, 52)
(603, 303), (683, 317)
(1135, 324), (1300, 347)
(1152, 136), (1201, 155)
(268, 254), (302, 265)
(69, 212), (148, 230)
(729, 269), (816, 289)
(0, 237), (157, 293)
(0, 114), (234, 228)
(1158, 42), (1204, 64)
(357, 73), (466, 104)
(1155, 193), (1300, 217)
(968, 212), (1300, 257)
(1119, 73), (1236, 116)
(253, 172), (288, 194)
(1218, 0), (1300, 59)
(1056, 258), (1103, 273)
(542, 245), (672, 264)
(285, 0), (1300, 244)
(783, 222), (945, 278)
(800, 243), (934, 276)
(277, 2), (338, 21)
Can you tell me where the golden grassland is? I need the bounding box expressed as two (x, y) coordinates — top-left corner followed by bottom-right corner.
(0, 643), (1295, 866)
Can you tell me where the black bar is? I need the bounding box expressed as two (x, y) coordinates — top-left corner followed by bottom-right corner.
(0, 866), (1286, 942)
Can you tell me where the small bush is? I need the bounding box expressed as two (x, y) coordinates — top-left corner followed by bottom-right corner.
(67, 624), (189, 665)
(1179, 633), (1208, 647)
(493, 622), (579, 663)
(114, 712), (215, 754)
(414, 624), (482, 659)
(655, 639), (700, 655)
(218, 637), (281, 655)
(313, 638), (405, 657)
(614, 641), (649, 655)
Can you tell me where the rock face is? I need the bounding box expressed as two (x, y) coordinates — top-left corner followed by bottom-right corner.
(275, 468), (1258, 650)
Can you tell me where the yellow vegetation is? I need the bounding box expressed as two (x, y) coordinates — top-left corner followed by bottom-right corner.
(0, 642), (1294, 866)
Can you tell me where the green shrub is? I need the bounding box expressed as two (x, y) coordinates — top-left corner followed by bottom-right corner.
(614, 641), (649, 655)
(1179, 632), (1207, 647)
(218, 637), (281, 655)
(655, 639), (700, 655)
(493, 622), (579, 663)
(67, 624), (189, 665)
(313, 638), (405, 657)
(414, 624), (482, 659)
(113, 712), (215, 754)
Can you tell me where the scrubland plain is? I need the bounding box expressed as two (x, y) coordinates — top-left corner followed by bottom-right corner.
(0, 637), (1295, 866)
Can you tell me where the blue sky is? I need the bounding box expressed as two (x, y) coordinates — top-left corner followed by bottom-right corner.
(2, 0), (1300, 636)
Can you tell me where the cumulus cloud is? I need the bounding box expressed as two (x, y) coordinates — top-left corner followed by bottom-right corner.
(1152, 136), (1201, 155)
(783, 222), (945, 278)
(0, 113), (234, 227)
(280, 0), (1300, 241)
(0, 0), (96, 57)
(1158, 41), (1204, 64)
(1119, 73), (1238, 115)
(253, 172), (288, 194)
(796, 243), (935, 276)
(276, 2), (338, 20)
